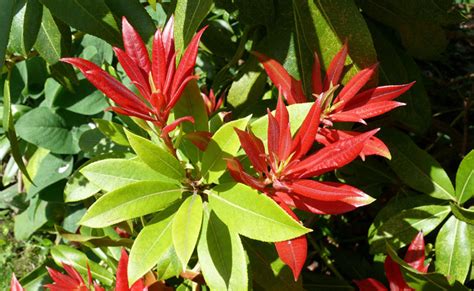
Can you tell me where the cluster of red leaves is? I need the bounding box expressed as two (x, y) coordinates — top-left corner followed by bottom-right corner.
(62, 17), (205, 136)
(11, 249), (146, 291)
(226, 47), (415, 279)
(355, 232), (428, 291)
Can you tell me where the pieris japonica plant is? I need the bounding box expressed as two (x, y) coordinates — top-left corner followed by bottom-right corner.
(46, 16), (415, 290)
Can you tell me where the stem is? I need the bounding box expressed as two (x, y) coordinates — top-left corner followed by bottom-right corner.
(307, 236), (344, 280)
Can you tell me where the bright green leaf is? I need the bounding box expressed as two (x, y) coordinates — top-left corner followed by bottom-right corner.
(81, 158), (176, 192)
(129, 204), (182, 285)
(435, 215), (471, 283)
(450, 203), (474, 225)
(197, 205), (248, 290)
(50, 245), (114, 286)
(201, 116), (250, 183)
(94, 119), (129, 146)
(80, 181), (182, 227)
(125, 129), (185, 181)
(209, 183), (311, 242)
(455, 150), (474, 204)
(172, 194), (203, 268)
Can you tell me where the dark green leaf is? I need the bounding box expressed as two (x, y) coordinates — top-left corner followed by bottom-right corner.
(197, 205), (248, 290)
(368, 195), (450, 254)
(16, 107), (81, 154)
(380, 129), (455, 200)
(39, 0), (121, 45)
(210, 183), (311, 242)
(435, 215), (471, 283)
(0, 0), (17, 67)
(34, 7), (69, 64)
(450, 203), (474, 225)
(80, 181), (182, 227)
(235, 0), (274, 27)
(94, 119), (129, 146)
(8, 0), (42, 56)
(174, 0), (213, 55)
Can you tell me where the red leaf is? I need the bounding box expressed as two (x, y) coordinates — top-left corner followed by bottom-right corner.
(286, 129), (378, 178)
(354, 278), (388, 291)
(288, 180), (371, 203)
(344, 82), (415, 110)
(329, 111), (366, 124)
(336, 101), (405, 121)
(226, 158), (266, 191)
(235, 128), (267, 173)
(152, 29), (167, 92)
(323, 43), (348, 91)
(316, 129), (391, 159)
(275, 97), (292, 161)
(162, 16), (175, 61)
(107, 106), (155, 122)
(292, 99), (321, 159)
(311, 51), (323, 95)
(404, 231), (428, 273)
(172, 26), (207, 94)
(45, 265), (84, 289)
(116, 249), (146, 291)
(121, 17), (151, 74)
(385, 256), (413, 291)
(63, 264), (85, 285)
(274, 202), (307, 280)
(167, 75), (199, 112)
(10, 274), (24, 291)
(253, 52), (306, 104)
(267, 108), (280, 164)
(162, 116), (194, 137)
(184, 131), (212, 151)
(334, 63), (378, 107)
(113, 47), (151, 100)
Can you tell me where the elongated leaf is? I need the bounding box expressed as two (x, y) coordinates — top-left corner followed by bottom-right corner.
(201, 116), (250, 183)
(129, 204), (182, 285)
(50, 245), (114, 286)
(81, 158), (176, 192)
(39, 0), (121, 45)
(174, 0), (213, 56)
(380, 129), (455, 200)
(172, 195), (203, 268)
(104, 0), (155, 43)
(80, 181), (182, 227)
(8, 0), (43, 56)
(2, 71), (33, 182)
(34, 7), (69, 64)
(291, 0), (377, 93)
(455, 150), (474, 204)
(450, 203), (474, 225)
(0, 0), (16, 66)
(56, 226), (133, 247)
(368, 195), (450, 254)
(210, 183), (311, 242)
(435, 215), (471, 282)
(16, 107), (80, 154)
(125, 129), (185, 181)
(197, 205), (248, 290)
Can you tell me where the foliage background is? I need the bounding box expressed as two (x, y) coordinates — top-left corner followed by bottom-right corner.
(0, 0), (473, 290)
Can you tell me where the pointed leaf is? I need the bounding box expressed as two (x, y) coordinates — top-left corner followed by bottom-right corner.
(455, 150), (474, 204)
(0, 0), (16, 66)
(121, 17), (150, 73)
(384, 256), (411, 290)
(201, 116), (250, 183)
(125, 129), (185, 180)
(209, 183), (311, 242)
(128, 204), (182, 285)
(80, 181), (182, 227)
(81, 158), (176, 192)
(380, 129), (455, 200)
(172, 195), (203, 268)
(435, 215), (471, 282)
(323, 43), (348, 91)
(404, 232), (427, 273)
(197, 206), (248, 290)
